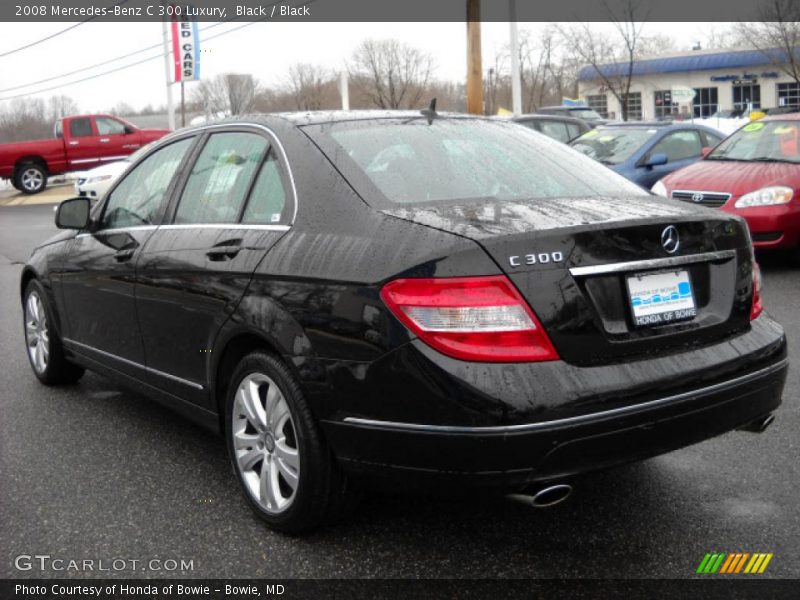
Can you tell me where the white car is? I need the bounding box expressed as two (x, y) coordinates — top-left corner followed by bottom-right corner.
(73, 143), (154, 201)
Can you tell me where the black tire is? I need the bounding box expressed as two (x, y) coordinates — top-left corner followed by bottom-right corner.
(22, 280), (85, 385)
(224, 351), (359, 533)
(14, 162), (47, 195)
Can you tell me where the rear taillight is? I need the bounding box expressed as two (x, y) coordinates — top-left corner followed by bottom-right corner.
(380, 275), (559, 362)
(750, 261), (763, 320)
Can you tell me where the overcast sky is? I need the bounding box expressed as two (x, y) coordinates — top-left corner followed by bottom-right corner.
(0, 21), (737, 112)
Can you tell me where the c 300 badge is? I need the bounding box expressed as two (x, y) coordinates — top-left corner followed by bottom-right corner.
(508, 251), (564, 267)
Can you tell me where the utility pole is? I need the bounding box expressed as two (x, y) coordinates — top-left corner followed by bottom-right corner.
(509, 0), (522, 115)
(161, 20), (175, 130)
(466, 0), (483, 115)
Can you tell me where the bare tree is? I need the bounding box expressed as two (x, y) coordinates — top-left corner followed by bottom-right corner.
(738, 1), (800, 87)
(192, 73), (258, 116)
(558, 0), (651, 121)
(47, 95), (78, 121)
(349, 39), (435, 109)
(284, 63), (337, 110)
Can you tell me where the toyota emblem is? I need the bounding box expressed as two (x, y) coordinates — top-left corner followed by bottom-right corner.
(691, 192), (704, 202)
(661, 225), (680, 254)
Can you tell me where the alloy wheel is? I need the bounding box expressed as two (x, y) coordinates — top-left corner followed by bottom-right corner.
(232, 372), (300, 514)
(25, 292), (49, 373)
(21, 168), (44, 192)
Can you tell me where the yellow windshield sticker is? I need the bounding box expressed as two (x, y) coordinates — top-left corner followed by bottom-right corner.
(742, 122), (765, 132)
(773, 126), (796, 135)
(582, 129), (599, 138)
(598, 135), (615, 141)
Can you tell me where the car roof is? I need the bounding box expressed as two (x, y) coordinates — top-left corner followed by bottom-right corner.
(594, 121), (717, 132)
(513, 114), (588, 124)
(760, 111), (800, 121)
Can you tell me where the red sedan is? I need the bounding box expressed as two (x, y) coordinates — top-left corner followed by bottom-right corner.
(654, 114), (800, 257)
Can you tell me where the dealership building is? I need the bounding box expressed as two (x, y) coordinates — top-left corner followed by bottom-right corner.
(577, 47), (800, 120)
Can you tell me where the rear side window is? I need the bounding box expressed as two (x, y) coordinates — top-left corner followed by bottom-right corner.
(102, 138), (193, 229)
(174, 132), (267, 224)
(69, 118), (93, 138)
(241, 151), (288, 224)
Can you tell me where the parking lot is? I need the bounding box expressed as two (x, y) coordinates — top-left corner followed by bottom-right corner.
(0, 202), (797, 579)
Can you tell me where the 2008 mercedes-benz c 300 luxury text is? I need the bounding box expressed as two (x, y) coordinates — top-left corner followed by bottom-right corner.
(20, 112), (787, 532)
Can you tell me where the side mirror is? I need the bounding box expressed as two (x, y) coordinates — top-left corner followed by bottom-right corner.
(701, 146), (712, 158)
(643, 152), (668, 167)
(55, 197), (91, 230)
(123, 125), (134, 134)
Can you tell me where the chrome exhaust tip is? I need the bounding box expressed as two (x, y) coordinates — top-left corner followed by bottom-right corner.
(507, 484), (573, 509)
(739, 414), (775, 434)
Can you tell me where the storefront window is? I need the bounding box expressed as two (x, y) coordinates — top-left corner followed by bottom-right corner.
(654, 90), (678, 118)
(623, 92), (642, 120)
(733, 83), (760, 111)
(777, 82), (800, 109)
(586, 94), (608, 118)
(693, 87), (719, 118)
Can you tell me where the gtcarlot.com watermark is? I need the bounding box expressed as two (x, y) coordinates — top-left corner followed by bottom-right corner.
(14, 554), (194, 573)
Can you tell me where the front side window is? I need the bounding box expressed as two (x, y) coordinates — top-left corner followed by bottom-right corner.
(571, 127), (657, 165)
(96, 117), (127, 136)
(649, 130), (703, 162)
(101, 137), (193, 229)
(306, 119), (647, 207)
(174, 132), (268, 224)
(707, 120), (800, 163)
(69, 118), (93, 138)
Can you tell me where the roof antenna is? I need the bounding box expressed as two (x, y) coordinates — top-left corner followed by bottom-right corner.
(421, 98), (437, 124)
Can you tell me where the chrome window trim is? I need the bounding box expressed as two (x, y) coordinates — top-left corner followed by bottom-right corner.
(76, 225), (158, 238)
(158, 223), (290, 232)
(63, 337), (204, 391)
(568, 249), (737, 277)
(341, 358), (788, 434)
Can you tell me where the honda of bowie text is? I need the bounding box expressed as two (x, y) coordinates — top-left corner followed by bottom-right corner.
(21, 112), (787, 532)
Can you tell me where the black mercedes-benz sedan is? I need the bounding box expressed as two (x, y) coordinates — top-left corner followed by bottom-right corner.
(21, 112), (787, 532)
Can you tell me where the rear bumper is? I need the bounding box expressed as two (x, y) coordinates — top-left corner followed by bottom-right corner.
(317, 316), (787, 491)
(326, 357), (786, 490)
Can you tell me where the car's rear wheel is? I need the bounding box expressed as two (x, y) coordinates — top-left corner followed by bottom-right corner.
(23, 280), (84, 385)
(225, 351), (358, 533)
(15, 162), (47, 195)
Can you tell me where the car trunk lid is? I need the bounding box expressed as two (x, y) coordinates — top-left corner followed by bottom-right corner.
(382, 196), (754, 366)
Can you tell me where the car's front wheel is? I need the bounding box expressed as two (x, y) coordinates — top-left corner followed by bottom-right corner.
(23, 280), (85, 385)
(15, 162), (47, 194)
(225, 351), (358, 533)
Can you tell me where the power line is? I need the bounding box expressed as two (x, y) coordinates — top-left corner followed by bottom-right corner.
(0, 21), (261, 102)
(0, 21), (229, 93)
(0, 0), (130, 58)
(0, 0), (316, 102)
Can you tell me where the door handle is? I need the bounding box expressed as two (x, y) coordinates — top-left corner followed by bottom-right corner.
(99, 138), (110, 143)
(206, 239), (242, 261)
(114, 248), (135, 262)
(68, 141), (79, 146)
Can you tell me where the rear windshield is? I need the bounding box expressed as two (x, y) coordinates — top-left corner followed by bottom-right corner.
(305, 118), (646, 207)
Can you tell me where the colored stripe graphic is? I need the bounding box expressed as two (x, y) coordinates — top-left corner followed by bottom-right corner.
(701, 552), (773, 574)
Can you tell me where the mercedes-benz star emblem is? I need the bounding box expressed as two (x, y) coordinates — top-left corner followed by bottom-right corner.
(691, 192), (704, 202)
(661, 225), (680, 254)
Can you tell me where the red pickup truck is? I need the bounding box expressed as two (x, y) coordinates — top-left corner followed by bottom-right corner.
(0, 114), (170, 194)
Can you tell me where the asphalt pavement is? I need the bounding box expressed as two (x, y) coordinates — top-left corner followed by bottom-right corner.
(0, 203), (797, 579)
